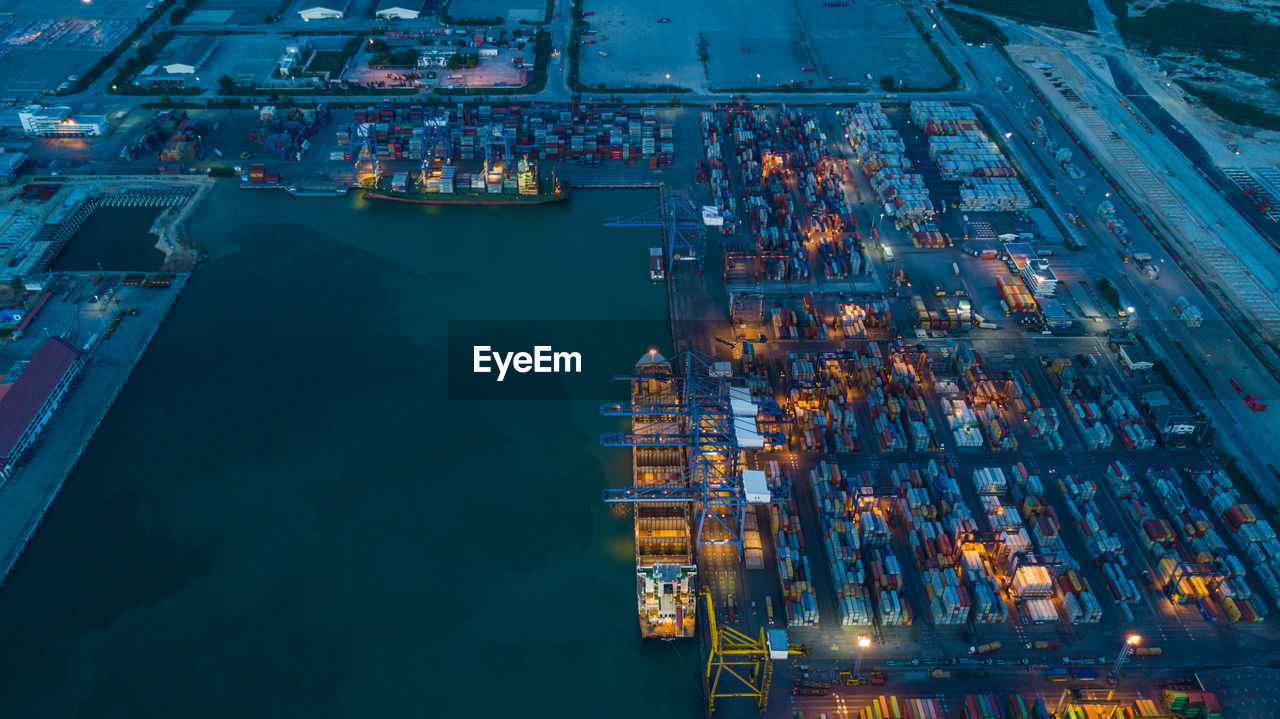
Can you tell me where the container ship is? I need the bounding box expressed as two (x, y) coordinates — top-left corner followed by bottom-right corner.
(631, 351), (696, 639)
(362, 156), (568, 206)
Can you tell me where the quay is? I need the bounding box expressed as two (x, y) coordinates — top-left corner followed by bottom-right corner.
(0, 272), (189, 586)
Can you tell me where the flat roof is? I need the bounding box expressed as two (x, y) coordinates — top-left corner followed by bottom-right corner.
(0, 338), (81, 461)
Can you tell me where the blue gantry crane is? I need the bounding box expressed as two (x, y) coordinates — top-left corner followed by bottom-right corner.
(481, 123), (512, 175)
(350, 122), (380, 186)
(419, 113), (451, 178)
(605, 187), (707, 275)
(600, 350), (779, 553)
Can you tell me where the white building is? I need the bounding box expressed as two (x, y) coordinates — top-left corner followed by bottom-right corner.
(297, 0), (350, 20)
(1021, 258), (1058, 298)
(374, 0), (426, 19)
(17, 106), (106, 137)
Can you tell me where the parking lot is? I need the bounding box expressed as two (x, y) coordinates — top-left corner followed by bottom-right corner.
(0, 0), (152, 97)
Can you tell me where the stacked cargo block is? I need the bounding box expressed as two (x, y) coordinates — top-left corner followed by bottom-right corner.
(1195, 467), (1279, 611)
(842, 103), (934, 225)
(1046, 359), (1118, 450)
(765, 461), (820, 626)
(1147, 467), (1263, 622)
(810, 462), (875, 626)
(1058, 473), (1140, 607)
(910, 101), (1031, 212)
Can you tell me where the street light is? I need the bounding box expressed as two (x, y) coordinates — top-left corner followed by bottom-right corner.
(853, 635), (871, 676)
(1111, 633), (1140, 678)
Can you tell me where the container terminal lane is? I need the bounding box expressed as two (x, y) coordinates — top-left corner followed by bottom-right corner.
(3, 0), (1280, 716)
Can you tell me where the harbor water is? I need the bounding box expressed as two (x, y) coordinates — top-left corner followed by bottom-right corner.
(0, 182), (703, 717)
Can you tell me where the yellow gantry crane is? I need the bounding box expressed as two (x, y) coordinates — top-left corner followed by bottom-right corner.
(702, 588), (807, 715)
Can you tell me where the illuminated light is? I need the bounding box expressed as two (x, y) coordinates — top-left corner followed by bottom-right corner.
(857, 636), (871, 648)
(1126, 634), (1141, 645)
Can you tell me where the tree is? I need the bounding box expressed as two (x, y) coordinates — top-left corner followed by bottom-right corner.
(218, 75), (235, 93)
(880, 75), (896, 91)
(368, 38), (388, 54)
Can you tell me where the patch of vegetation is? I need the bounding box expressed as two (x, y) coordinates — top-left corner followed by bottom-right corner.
(370, 49), (421, 68)
(941, 7), (1008, 46)
(207, 166), (238, 177)
(1097, 278), (1121, 311)
(903, 9), (962, 91)
(1102, 0), (1128, 19)
(947, 0), (1094, 32)
(308, 36), (362, 77)
(1176, 82), (1280, 131)
(107, 32), (206, 96)
(169, 0), (204, 24)
(446, 52), (480, 70)
(1117, 2), (1280, 80)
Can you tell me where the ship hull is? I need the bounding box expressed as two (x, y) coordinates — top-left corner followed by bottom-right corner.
(362, 189), (569, 206)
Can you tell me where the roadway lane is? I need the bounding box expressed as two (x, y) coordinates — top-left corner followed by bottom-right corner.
(1103, 57), (1280, 247)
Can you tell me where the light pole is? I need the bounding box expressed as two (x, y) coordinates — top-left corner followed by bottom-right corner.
(1126, 305), (1135, 330)
(1111, 634), (1140, 678)
(853, 635), (871, 677)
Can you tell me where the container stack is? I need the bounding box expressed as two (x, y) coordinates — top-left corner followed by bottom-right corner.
(996, 276), (1037, 313)
(765, 461), (820, 626)
(1059, 474), (1139, 605)
(699, 112), (735, 218)
(1162, 691), (1222, 719)
(810, 462), (874, 627)
(854, 696), (947, 719)
(1046, 360), (1117, 450)
(1195, 468), (1280, 609)
(743, 509), (764, 569)
(1107, 395), (1157, 450)
(910, 101), (1031, 211)
(892, 461), (991, 625)
(842, 103), (934, 224)
(942, 396), (984, 448)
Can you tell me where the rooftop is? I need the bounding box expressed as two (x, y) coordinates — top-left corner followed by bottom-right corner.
(0, 337), (82, 462)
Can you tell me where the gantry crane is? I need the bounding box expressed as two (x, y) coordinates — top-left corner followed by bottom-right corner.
(701, 587), (807, 715)
(605, 186), (707, 275)
(601, 350), (783, 554)
(481, 123), (512, 175)
(350, 122), (380, 185)
(1162, 561), (1227, 601)
(419, 112), (451, 178)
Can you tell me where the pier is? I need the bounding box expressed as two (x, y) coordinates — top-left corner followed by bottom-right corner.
(0, 273), (189, 586)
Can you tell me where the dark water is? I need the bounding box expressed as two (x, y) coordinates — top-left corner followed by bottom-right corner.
(52, 207), (167, 273)
(0, 183), (703, 717)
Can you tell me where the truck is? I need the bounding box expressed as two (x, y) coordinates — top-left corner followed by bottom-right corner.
(952, 262), (960, 276)
(1132, 252), (1153, 263)
(1134, 647), (1163, 657)
(766, 595), (774, 625)
(726, 594), (738, 622)
(970, 641), (1002, 655)
(1071, 668), (1099, 681)
(1246, 394), (1267, 412)
(929, 669), (951, 679)
(1028, 640), (1060, 650)
(1046, 668), (1071, 682)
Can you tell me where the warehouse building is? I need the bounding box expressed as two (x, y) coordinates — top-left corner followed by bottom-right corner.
(374, 0), (428, 19)
(17, 107), (106, 138)
(159, 35), (219, 76)
(1119, 344), (1153, 371)
(1142, 388), (1209, 445)
(297, 0), (351, 20)
(0, 337), (85, 482)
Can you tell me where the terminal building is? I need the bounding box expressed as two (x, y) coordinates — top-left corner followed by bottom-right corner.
(17, 107), (106, 138)
(297, 0), (350, 20)
(159, 35), (219, 76)
(374, 0), (428, 19)
(0, 337), (85, 482)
